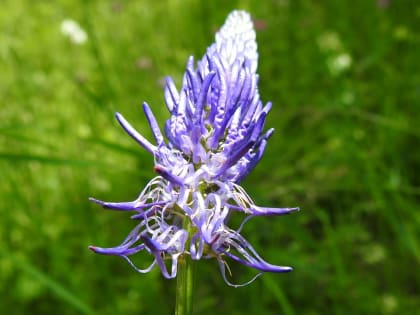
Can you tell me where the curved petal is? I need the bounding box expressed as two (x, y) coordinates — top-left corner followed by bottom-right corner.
(142, 102), (165, 145)
(115, 112), (156, 154)
(249, 206), (300, 216)
(89, 197), (166, 211)
(215, 229), (293, 273)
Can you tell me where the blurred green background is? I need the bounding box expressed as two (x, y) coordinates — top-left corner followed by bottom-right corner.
(1, 0), (419, 314)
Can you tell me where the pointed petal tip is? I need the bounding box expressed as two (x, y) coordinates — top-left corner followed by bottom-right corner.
(289, 207), (300, 213)
(154, 165), (185, 186)
(250, 206), (300, 216)
(260, 264), (293, 273)
(265, 128), (275, 139)
(277, 206), (300, 215)
(88, 245), (98, 252)
(141, 102), (149, 111)
(88, 197), (104, 205)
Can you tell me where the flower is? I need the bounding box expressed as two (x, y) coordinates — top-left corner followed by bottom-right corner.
(327, 53), (352, 76)
(89, 10), (298, 286)
(60, 19), (88, 45)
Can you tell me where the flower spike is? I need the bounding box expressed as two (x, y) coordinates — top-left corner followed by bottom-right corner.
(89, 10), (298, 286)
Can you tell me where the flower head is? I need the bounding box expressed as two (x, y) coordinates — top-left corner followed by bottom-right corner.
(89, 10), (298, 286)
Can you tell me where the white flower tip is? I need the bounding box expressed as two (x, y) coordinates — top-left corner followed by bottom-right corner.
(221, 10), (254, 38)
(215, 10), (258, 72)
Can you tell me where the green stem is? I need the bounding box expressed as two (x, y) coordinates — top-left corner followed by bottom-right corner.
(175, 254), (195, 315)
(174, 191), (197, 315)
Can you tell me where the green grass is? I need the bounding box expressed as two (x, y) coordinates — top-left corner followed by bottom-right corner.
(1, 0), (419, 314)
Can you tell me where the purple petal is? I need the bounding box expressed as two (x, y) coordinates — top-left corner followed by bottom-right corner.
(115, 112), (156, 154)
(164, 76), (179, 113)
(213, 139), (255, 178)
(185, 61), (200, 102)
(141, 235), (179, 279)
(142, 102), (164, 145)
(194, 71), (216, 124)
(89, 197), (166, 211)
(190, 233), (205, 260)
(214, 112), (267, 178)
(88, 244), (145, 256)
(154, 165), (185, 187)
(164, 120), (181, 149)
(234, 138), (268, 183)
(215, 230), (293, 273)
(249, 206), (300, 216)
(224, 251), (293, 273)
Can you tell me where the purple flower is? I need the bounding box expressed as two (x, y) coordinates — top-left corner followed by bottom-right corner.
(89, 10), (298, 287)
